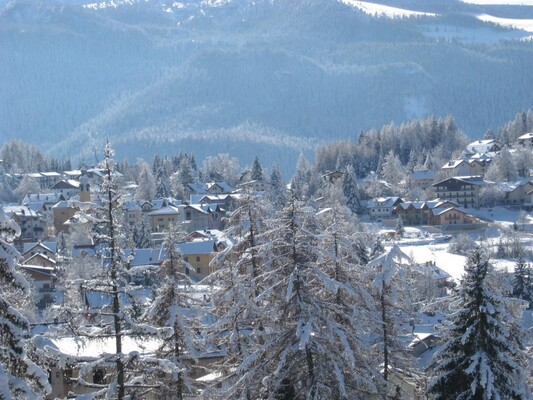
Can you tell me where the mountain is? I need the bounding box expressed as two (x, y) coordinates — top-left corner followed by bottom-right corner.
(2, 0), (533, 172)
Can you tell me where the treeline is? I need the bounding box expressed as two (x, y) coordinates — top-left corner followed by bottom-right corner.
(315, 115), (468, 178)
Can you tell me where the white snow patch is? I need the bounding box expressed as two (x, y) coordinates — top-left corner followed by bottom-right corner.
(477, 13), (533, 32)
(460, 0), (533, 4)
(340, 0), (437, 18)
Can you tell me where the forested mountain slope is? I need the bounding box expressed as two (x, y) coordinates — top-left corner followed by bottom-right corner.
(3, 0), (533, 171)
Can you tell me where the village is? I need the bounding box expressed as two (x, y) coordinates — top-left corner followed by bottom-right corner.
(2, 133), (533, 398)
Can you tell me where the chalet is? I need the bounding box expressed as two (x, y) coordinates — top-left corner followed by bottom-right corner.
(147, 204), (209, 234)
(206, 181), (234, 194)
(441, 155), (491, 178)
(497, 180), (533, 207)
(409, 333), (440, 357)
(22, 242), (57, 261)
(322, 170), (344, 182)
(367, 197), (403, 220)
(25, 172), (62, 189)
(517, 132), (533, 147)
(465, 139), (502, 154)
(432, 176), (491, 208)
(19, 265), (58, 309)
(50, 180), (80, 199)
(238, 179), (271, 192)
(177, 239), (220, 280)
(393, 200), (459, 226)
(22, 253), (56, 269)
(3, 205), (46, 242)
(428, 207), (480, 226)
(408, 169), (436, 189)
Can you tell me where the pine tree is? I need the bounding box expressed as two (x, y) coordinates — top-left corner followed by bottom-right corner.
(342, 164), (361, 214)
(0, 207), (51, 398)
(251, 156), (264, 181)
(268, 163), (287, 208)
(428, 249), (532, 400)
(513, 254), (533, 308)
(134, 160), (156, 201)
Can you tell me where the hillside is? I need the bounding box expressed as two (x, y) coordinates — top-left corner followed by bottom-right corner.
(3, 0), (533, 171)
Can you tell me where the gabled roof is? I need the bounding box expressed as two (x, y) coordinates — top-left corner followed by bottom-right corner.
(518, 132), (533, 140)
(465, 139), (501, 154)
(430, 206), (470, 216)
(51, 180), (80, 190)
(22, 242), (57, 256)
(367, 196), (403, 209)
(22, 253), (56, 266)
(433, 176), (491, 187)
(3, 205), (41, 218)
(147, 205), (180, 216)
(207, 181), (234, 193)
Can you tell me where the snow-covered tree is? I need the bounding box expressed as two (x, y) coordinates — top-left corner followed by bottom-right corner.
(479, 185), (504, 208)
(0, 207), (51, 398)
(131, 216), (154, 249)
(291, 153), (311, 201)
(513, 254), (533, 308)
(380, 150), (404, 187)
(250, 156), (264, 181)
(485, 147), (518, 182)
(144, 225), (200, 399)
(203, 189), (269, 398)
(428, 249), (532, 400)
(54, 143), (168, 399)
(13, 175), (40, 201)
(366, 245), (418, 396)
(342, 164), (361, 214)
(134, 160), (156, 201)
(228, 193), (380, 399)
(201, 153), (240, 186)
(267, 163), (287, 208)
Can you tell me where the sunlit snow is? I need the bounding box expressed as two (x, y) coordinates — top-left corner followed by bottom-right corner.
(477, 13), (533, 32)
(460, 0), (533, 4)
(340, 0), (437, 18)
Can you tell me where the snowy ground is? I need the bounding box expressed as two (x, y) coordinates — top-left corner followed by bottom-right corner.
(339, 0), (437, 18)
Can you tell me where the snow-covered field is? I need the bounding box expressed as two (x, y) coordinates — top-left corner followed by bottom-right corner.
(477, 13), (533, 33)
(340, 0), (437, 18)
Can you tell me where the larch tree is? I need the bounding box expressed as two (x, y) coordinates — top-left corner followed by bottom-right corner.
(0, 206), (51, 398)
(366, 245), (418, 397)
(232, 192), (379, 399)
(53, 143), (170, 399)
(428, 249), (532, 400)
(203, 188), (269, 399)
(134, 160), (156, 202)
(144, 225), (201, 400)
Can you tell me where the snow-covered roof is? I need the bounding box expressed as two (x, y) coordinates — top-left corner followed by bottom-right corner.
(51, 180), (80, 190)
(410, 170), (435, 180)
(22, 253), (56, 265)
(23, 241), (58, 254)
(367, 196), (403, 208)
(177, 239), (217, 255)
(147, 205), (180, 216)
(430, 206), (471, 216)
(207, 181), (234, 193)
(518, 132), (533, 140)
(465, 139), (501, 154)
(3, 205), (41, 218)
(496, 179), (533, 193)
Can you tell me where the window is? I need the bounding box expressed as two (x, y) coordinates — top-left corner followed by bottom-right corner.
(185, 267), (190, 275)
(186, 211), (192, 220)
(196, 267), (201, 274)
(184, 256), (189, 262)
(196, 256), (200, 262)
(93, 369), (106, 384)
